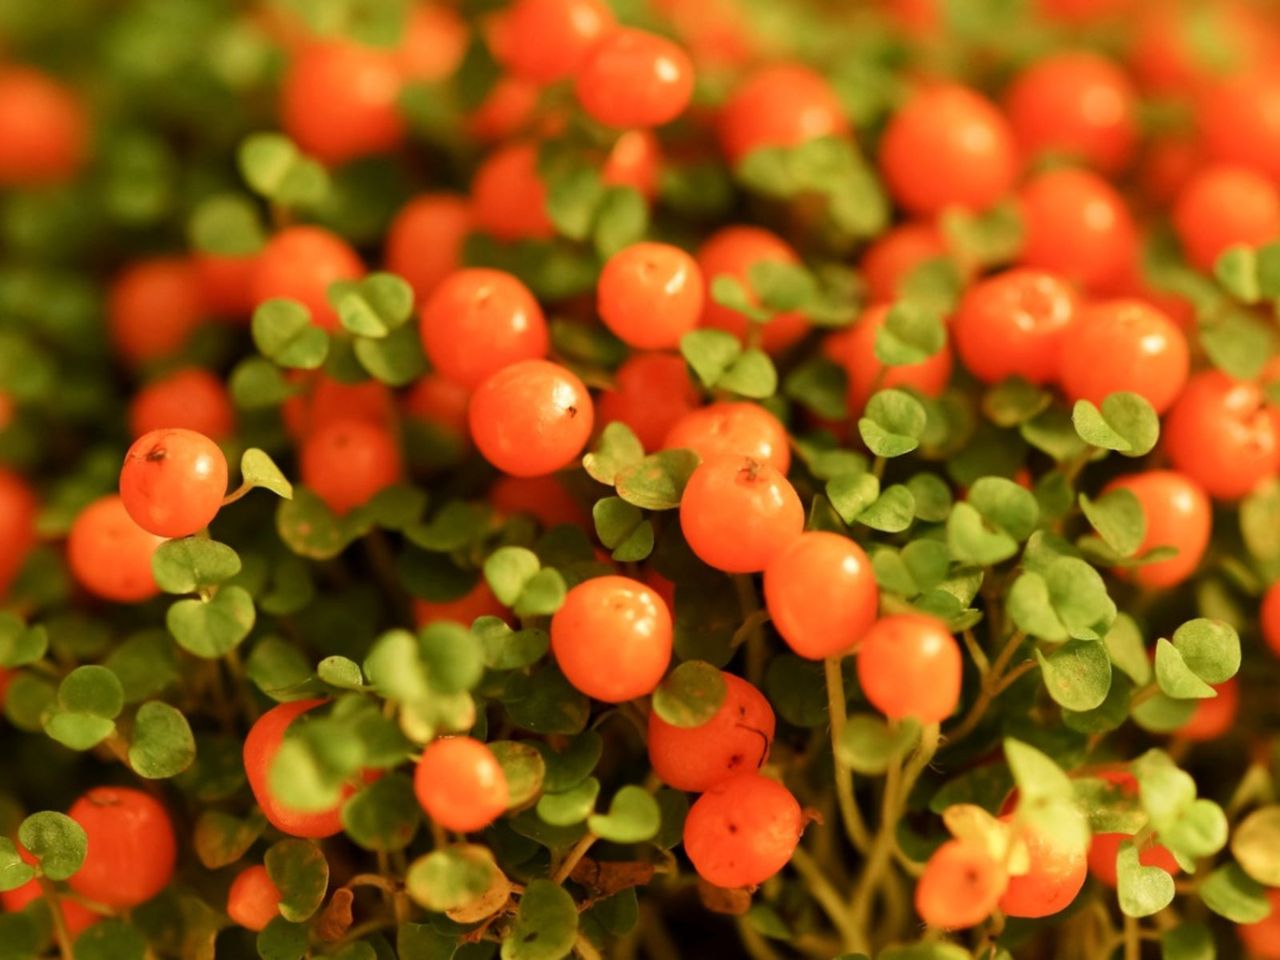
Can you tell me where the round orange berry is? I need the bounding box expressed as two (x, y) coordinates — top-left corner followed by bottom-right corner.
(679, 455), (804, 574)
(469, 360), (594, 477)
(414, 736), (510, 833)
(856, 613), (961, 723)
(119, 428), (228, 538)
(764, 532), (879, 660)
(682, 773), (803, 889)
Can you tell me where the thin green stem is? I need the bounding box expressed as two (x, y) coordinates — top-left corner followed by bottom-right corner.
(733, 575), (768, 688)
(824, 656), (871, 853)
(789, 846), (860, 951)
(552, 833), (597, 885)
(38, 877), (73, 960)
(1123, 913), (1140, 960)
(946, 631), (1028, 743)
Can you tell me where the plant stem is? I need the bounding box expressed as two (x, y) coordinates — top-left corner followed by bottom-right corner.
(1124, 913), (1140, 960)
(735, 914), (782, 960)
(38, 877), (74, 960)
(824, 656), (871, 853)
(789, 846), (861, 951)
(947, 630), (1028, 743)
(733, 575), (768, 688)
(552, 833), (597, 885)
(574, 932), (604, 960)
(220, 480), (252, 506)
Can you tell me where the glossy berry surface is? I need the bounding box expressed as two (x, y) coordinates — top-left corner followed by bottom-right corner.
(952, 269), (1077, 386)
(300, 419), (403, 515)
(717, 63), (849, 164)
(419, 269), (548, 389)
(499, 0), (616, 84)
(119, 428), (228, 538)
(648, 672), (776, 791)
(916, 840), (1008, 929)
(1172, 164), (1280, 271)
(385, 194), (472, 303)
(662, 401), (791, 475)
(856, 614), (962, 723)
(469, 360), (594, 477)
(414, 736), (510, 833)
(67, 495), (163, 603)
(551, 575), (672, 702)
(252, 227), (364, 332)
(679, 455), (804, 573)
(597, 353), (700, 451)
(682, 773), (803, 889)
(597, 242), (703, 349)
(764, 532), (879, 659)
(998, 820), (1088, 919)
(68, 786), (178, 910)
(1104, 471), (1212, 590)
(227, 865), (283, 932)
(574, 29), (694, 129)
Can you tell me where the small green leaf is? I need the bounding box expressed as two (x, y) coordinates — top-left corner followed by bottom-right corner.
(593, 496), (653, 562)
(859, 389), (927, 458)
(128, 702), (196, 779)
(501, 879), (579, 960)
(718, 349), (777, 399)
(167, 586), (256, 658)
(827, 473), (879, 525)
(587, 786), (660, 844)
(484, 547), (541, 607)
(1045, 557), (1116, 640)
(1105, 615), (1152, 686)
(151, 539), (242, 594)
(708, 275), (770, 325)
(257, 917), (309, 960)
(1155, 639), (1217, 699)
(546, 164), (605, 241)
(1080, 488), (1145, 558)
(1232, 805), (1280, 886)
(615, 450), (700, 511)
(406, 844), (500, 912)
(335, 273), (415, 338)
(193, 810), (267, 869)
(593, 186), (648, 258)
(342, 775), (421, 853)
(73, 920), (147, 960)
(857, 484), (915, 533)
(583, 422), (645, 486)
(1200, 862), (1272, 923)
(490, 741), (546, 809)
(513, 568), (567, 618)
(749, 260), (817, 313)
(252, 299), (329, 369)
(187, 191), (265, 257)
(537, 778), (600, 826)
(230, 357), (294, 409)
(1171, 618), (1240, 685)
(947, 501), (1017, 566)
(1116, 841), (1175, 918)
(651, 661), (726, 729)
(1036, 640), (1112, 712)
(1162, 798), (1228, 861)
(968, 476), (1040, 541)
(265, 838), (330, 923)
(1160, 923), (1215, 960)
(419, 622), (484, 694)
(238, 133), (330, 208)
(680, 328), (744, 388)
(784, 357), (849, 420)
(0, 614), (47, 668)
(58, 665), (123, 719)
(874, 300), (945, 366)
(317, 656), (363, 690)
(1201, 308), (1277, 380)
(837, 715), (920, 775)
(982, 378), (1052, 427)
(241, 449), (293, 500)
(354, 324), (429, 386)
(0, 838), (35, 892)
(1214, 245), (1260, 302)
(1008, 572), (1068, 641)
(19, 811), (86, 881)
(1072, 393), (1159, 456)
(473, 618), (549, 671)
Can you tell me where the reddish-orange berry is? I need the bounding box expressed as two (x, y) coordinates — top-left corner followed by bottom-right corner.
(119, 428), (228, 538)
(419, 269), (548, 389)
(1104, 471), (1211, 590)
(226, 865), (283, 932)
(829, 305), (953, 416)
(403, 373), (472, 447)
(470, 361), (593, 477)
(467, 75), (540, 142)
(598, 243), (703, 350)
(0, 64), (88, 186)
(1178, 678), (1239, 742)
(764, 532), (878, 660)
(1238, 888), (1280, 959)
(999, 819), (1088, 919)
(194, 253), (259, 321)
(647, 673), (775, 791)
(1263, 581), (1280, 658)
(252, 227), (364, 332)
(1164, 371), (1278, 501)
(680, 455), (803, 574)
(0, 468), (37, 599)
(490, 474), (589, 530)
(575, 29), (693, 129)
(1059, 300), (1189, 415)
(695, 226), (810, 354)
(880, 84), (1016, 215)
(414, 737), (509, 833)
(551, 575), (672, 702)
(1139, 133), (1203, 207)
(915, 840), (1008, 929)
(663, 402), (790, 475)
(67, 495), (163, 603)
(129, 368), (235, 441)
(499, 0), (616, 84)
(108, 258), (205, 367)
(1197, 68), (1280, 182)
(244, 699), (351, 838)
(283, 373), (396, 440)
(597, 353), (700, 451)
(471, 143), (555, 242)
(717, 63), (849, 165)
(857, 614), (961, 723)
(1088, 830), (1180, 888)
(413, 580), (509, 629)
(1005, 52), (1138, 174)
(1172, 164), (1280, 271)
(682, 773), (803, 888)
(602, 129), (662, 198)
(394, 4), (468, 82)
(952, 269), (1078, 386)
(300, 419), (402, 516)
(67, 787), (177, 910)
(280, 41), (405, 166)
(859, 222), (950, 305)
(385, 194), (472, 303)
(1131, 3), (1278, 96)
(1016, 167), (1137, 292)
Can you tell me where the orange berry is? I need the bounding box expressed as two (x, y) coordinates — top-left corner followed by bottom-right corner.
(695, 226), (810, 354)
(682, 773), (803, 889)
(598, 243), (703, 350)
(574, 29), (694, 129)
(469, 360), (594, 477)
(859, 222), (950, 305)
(717, 63), (849, 165)
(1197, 67), (1280, 182)
(764, 532), (879, 660)
(227, 865), (283, 932)
(66, 495), (163, 603)
(471, 143), (555, 242)
(679, 455), (804, 574)
(119, 428), (228, 538)
(498, 0), (617, 84)
(252, 226), (364, 332)
(0, 64), (87, 186)
(385, 194), (472, 303)
(244, 699), (352, 838)
(830, 304), (954, 416)
(916, 840), (1008, 929)
(663, 402), (791, 476)
(0, 468), (38, 599)
(414, 737), (509, 833)
(413, 580), (509, 629)
(952, 269), (1078, 386)
(300, 419), (402, 516)
(1104, 471), (1211, 590)
(1058, 300), (1189, 415)
(108, 258), (205, 367)
(68, 787), (177, 910)
(1263, 581), (1280, 658)
(856, 614), (961, 723)
(1163, 371), (1279, 501)
(1178, 678), (1239, 742)
(597, 353), (700, 451)
(1237, 888), (1280, 959)
(1172, 164), (1280, 271)
(998, 819), (1088, 919)
(129, 368), (235, 441)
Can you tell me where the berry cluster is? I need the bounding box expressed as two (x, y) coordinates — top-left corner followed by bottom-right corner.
(1, 0), (1280, 959)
